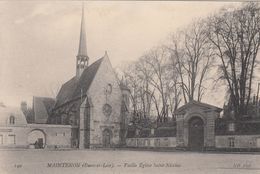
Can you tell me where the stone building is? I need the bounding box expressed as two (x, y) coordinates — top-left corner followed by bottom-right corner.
(174, 101), (222, 150)
(47, 6), (130, 149)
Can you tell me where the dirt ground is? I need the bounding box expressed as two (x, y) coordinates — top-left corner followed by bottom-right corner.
(0, 149), (260, 174)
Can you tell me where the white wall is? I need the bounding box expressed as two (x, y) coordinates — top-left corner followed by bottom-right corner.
(0, 124), (72, 149)
(0, 126), (28, 148)
(28, 124), (72, 148)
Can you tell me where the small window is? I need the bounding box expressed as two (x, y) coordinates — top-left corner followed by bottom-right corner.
(105, 84), (112, 94)
(151, 129), (155, 135)
(8, 135), (15, 145)
(135, 129), (140, 136)
(9, 115), (15, 125)
(229, 137), (235, 147)
(228, 123), (235, 132)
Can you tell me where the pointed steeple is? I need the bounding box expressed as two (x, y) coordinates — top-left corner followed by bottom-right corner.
(76, 3), (89, 79)
(104, 50), (108, 59)
(78, 4), (88, 57)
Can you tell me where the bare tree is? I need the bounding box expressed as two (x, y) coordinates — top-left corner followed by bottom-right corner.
(166, 34), (188, 104)
(135, 57), (155, 119)
(165, 51), (182, 117)
(167, 20), (214, 104)
(122, 63), (140, 120)
(207, 2), (260, 119)
(122, 45), (183, 123)
(143, 47), (171, 122)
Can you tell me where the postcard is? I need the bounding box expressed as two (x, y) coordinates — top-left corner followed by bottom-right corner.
(0, 1), (260, 174)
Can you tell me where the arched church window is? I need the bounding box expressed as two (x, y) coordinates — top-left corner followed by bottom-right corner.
(9, 115), (15, 125)
(105, 84), (112, 94)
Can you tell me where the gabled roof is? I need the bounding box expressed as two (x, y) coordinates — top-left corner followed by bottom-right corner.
(33, 96), (55, 124)
(175, 100), (222, 114)
(73, 57), (104, 98)
(55, 77), (77, 107)
(54, 57), (104, 108)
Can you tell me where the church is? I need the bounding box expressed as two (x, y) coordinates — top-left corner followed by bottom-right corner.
(32, 6), (130, 149)
(47, 7), (130, 149)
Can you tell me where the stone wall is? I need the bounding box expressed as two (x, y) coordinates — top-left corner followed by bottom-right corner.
(204, 111), (217, 147)
(126, 137), (177, 148)
(127, 135), (260, 150)
(216, 135), (260, 149)
(0, 124), (72, 149)
(0, 126), (28, 148)
(29, 124), (72, 149)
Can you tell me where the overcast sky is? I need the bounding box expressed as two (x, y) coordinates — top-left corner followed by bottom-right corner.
(0, 1), (242, 108)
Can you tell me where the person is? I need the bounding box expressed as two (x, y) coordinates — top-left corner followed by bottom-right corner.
(34, 140), (38, 149)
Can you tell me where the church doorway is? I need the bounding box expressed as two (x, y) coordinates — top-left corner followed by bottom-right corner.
(188, 117), (204, 151)
(102, 129), (112, 148)
(28, 129), (46, 149)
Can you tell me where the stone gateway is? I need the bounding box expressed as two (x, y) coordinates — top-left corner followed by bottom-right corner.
(170, 101), (222, 151)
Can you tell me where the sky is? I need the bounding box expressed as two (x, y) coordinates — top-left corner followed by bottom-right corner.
(0, 1), (242, 108)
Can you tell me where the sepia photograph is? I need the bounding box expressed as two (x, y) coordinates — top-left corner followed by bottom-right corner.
(0, 1), (260, 174)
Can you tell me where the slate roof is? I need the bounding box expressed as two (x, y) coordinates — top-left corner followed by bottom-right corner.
(33, 96), (55, 124)
(54, 57), (104, 108)
(55, 77), (77, 107)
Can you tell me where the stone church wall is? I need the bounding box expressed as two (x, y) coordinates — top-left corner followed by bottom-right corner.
(87, 57), (123, 147)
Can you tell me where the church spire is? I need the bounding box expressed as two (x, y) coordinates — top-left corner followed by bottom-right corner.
(78, 4), (87, 57)
(76, 3), (89, 79)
